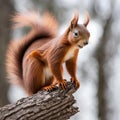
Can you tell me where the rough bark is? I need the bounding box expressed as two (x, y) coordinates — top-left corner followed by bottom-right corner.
(0, 82), (79, 120)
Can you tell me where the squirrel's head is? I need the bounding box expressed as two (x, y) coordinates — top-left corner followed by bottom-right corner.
(68, 11), (90, 48)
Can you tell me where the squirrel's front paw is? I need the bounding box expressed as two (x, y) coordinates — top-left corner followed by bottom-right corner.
(70, 78), (80, 89)
(58, 79), (67, 89)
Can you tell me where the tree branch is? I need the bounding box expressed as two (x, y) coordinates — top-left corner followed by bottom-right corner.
(0, 82), (79, 120)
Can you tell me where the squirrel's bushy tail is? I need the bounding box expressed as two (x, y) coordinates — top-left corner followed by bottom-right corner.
(6, 11), (58, 88)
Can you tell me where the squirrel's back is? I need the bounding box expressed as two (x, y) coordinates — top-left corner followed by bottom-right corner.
(6, 11), (58, 88)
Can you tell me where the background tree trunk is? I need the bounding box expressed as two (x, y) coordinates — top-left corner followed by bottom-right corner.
(0, 82), (78, 120)
(94, 16), (112, 120)
(91, 1), (115, 119)
(0, 0), (14, 106)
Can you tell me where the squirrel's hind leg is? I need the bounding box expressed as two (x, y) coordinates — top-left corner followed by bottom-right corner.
(23, 51), (45, 95)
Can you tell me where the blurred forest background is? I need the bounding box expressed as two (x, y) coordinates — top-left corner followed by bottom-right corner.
(0, 0), (120, 120)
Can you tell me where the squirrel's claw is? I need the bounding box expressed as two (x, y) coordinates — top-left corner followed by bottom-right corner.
(43, 84), (56, 92)
(58, 79), (67, 89)
(70, 78), (80, 89)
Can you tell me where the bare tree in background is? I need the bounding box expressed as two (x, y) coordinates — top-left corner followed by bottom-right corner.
(91, 0), (120, 120)
(94, 16), (112, 120)
(0, 0), (14, 106)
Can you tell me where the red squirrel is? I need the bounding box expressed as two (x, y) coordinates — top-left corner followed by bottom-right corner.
(6, 11), (90, 95)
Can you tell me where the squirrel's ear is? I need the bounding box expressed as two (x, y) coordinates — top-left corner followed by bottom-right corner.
(83, 12), (90, 27)
(70, 11), (79, 31)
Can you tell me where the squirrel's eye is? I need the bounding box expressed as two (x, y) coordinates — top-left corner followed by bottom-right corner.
(73, 30), (79, 38)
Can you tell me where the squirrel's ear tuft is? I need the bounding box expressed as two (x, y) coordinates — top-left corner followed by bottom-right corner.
(70, 10), (79, 31)
(83, 12), (90, 27)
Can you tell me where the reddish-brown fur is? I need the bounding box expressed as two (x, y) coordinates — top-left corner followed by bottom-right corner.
(6, 11), (90, 95)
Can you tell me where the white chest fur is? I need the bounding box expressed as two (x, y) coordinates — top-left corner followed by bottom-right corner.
(44, 67), (52, 80)
(44, 46), (78, 80)
(63, 46), (78, 61)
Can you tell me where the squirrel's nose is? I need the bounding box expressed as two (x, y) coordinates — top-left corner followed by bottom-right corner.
(84, 42), (88, 45)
